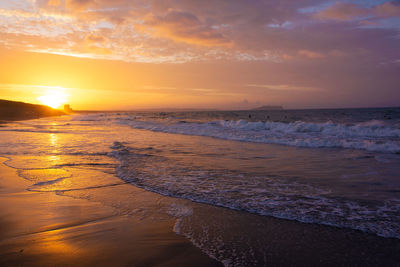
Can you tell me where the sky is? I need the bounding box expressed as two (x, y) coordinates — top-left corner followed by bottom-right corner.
(0, 0), (399, 110)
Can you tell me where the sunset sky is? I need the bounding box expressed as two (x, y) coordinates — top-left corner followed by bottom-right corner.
(0, 0), (399, 110)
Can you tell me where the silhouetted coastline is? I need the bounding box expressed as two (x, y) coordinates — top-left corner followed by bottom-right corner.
(0, 99), (65, 122)
(251, 105), (283, 110)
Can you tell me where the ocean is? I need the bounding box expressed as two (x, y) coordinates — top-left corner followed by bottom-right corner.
(1, 107), (399, 265)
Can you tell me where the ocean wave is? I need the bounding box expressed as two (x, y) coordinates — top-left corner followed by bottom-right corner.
(110, 144), (400, 239)
(117, 118), (400, 153)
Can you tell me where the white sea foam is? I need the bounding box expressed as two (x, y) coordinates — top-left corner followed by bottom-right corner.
(115, 118), (400, 153)
(110, 144), (400, 239)
(166, 203), (193, 234)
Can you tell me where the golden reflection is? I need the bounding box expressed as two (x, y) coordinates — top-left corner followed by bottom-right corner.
(48, 133), (62, 164)
(49, 133), (57, 146)
(47, 155), (61, 162)
(49, 133), (59, 156)
(33, 229), (83, 258)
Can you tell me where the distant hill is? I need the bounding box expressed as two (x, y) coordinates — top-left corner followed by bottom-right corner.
(251, 105), (283, 110)
(0, 99), (65, 121)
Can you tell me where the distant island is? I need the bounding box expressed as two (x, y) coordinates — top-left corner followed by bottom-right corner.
(251, 105), (283, 110)
(0, 99), (65, 122)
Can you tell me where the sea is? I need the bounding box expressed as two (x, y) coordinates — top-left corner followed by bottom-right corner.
(1, 107), (400, 265)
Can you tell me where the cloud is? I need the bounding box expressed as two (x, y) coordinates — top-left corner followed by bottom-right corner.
(85, 34), (106, 43)
(142, 10), (232, 46)
(246, 84), (322, 92)
(66, 0), (95, 11)
(298, 49), (326, 59)
(375, 1), (400, 17)
(47, 0), (62, 6)
(0, 0), (399, 65)
(293, 49), (348, 60)
(314, 1), (400, 21)
(314, 2), (369, 21)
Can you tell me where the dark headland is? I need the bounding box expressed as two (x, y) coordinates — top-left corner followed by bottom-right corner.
(0, 99), (65, 122)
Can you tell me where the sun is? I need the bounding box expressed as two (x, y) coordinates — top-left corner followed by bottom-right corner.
(37, 88), (68, 109)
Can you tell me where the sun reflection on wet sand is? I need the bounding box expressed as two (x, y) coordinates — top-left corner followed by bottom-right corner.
(34, 231), (81, 257)
(0, 157), (220, 266)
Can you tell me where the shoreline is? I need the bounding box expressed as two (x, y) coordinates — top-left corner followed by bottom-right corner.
(0, 157), (222, 266)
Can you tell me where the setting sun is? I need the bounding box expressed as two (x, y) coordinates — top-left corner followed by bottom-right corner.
(37, 88), (68, 109)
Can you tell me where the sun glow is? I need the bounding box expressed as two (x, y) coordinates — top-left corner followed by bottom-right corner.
(37, 87), (68, 109)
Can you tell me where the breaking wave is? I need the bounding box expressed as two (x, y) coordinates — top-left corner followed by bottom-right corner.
(110, 142), (400, 239)
(116, 118), (400, 153)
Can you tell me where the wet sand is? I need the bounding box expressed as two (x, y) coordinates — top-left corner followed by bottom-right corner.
(0, 158), (221, 266)
(177, 203), (400, 266)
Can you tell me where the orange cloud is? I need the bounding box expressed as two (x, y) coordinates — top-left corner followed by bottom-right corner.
(66, 0), (94, 11)
(298, 50), (326, 59)
(48, 0), (62, 7)
(143, 10), (232, 47)
(85, 34), (106, 43)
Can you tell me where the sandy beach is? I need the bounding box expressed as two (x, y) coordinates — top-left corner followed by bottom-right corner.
(0, 157), (221, 266)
